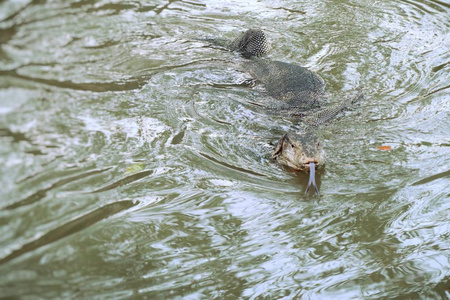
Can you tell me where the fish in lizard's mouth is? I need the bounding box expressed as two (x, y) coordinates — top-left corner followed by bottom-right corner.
(272, 132), (325, 194)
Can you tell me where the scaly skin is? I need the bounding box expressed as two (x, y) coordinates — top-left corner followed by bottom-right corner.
(206, 29), (361, 194)
(243, 59), (325, 109)
(272, 132), (325, 172)
(272, 132), (325, 194)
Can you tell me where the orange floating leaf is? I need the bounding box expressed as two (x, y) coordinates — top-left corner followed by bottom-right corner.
(377, 145), (392, 151)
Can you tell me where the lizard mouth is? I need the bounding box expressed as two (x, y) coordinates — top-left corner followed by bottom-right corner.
(305, 162), (319, 195)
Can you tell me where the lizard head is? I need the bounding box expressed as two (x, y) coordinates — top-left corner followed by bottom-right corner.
(272, 132), (325, 194)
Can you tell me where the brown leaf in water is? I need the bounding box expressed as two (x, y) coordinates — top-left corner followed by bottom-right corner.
(377, 145), (392, 151)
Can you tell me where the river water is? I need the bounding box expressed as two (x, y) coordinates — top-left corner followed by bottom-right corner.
(0, 0), (449, 298)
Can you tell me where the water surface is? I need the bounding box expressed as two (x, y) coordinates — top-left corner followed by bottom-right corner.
(0, 0), (449, 298)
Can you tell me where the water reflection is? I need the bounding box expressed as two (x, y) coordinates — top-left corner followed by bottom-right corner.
(0, 0), (449, 298)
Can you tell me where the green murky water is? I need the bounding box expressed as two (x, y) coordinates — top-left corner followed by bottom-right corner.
(1, 0), (449, 298)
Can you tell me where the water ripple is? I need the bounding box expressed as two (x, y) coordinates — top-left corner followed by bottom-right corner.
(1, 0), (449, 298)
